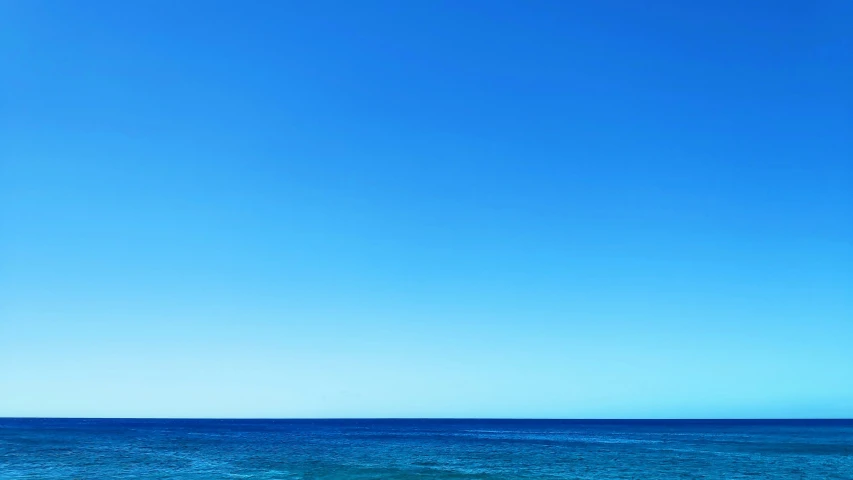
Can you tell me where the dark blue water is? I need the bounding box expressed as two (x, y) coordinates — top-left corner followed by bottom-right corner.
(1, 419), (851, 479)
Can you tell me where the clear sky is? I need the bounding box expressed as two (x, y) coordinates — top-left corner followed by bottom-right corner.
(1, 0), (851, 419)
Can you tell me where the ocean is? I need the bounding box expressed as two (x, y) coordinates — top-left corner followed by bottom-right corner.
(1, 419), (851, 479)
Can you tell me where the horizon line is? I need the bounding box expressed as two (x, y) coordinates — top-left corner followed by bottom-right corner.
(3, 417), (851, 421)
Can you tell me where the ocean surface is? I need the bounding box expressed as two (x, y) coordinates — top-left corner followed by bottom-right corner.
(1, 419), (851, 479)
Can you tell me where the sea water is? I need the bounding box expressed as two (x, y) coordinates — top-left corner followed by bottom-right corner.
(1, 419), (851, 479)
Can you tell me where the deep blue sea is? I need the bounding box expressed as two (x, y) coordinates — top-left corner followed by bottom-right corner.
(1, 419), (851, 479)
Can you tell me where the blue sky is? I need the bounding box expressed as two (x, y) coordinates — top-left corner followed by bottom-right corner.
(1, 0), (851, 418)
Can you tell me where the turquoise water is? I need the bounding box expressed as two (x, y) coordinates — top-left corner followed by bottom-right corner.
(1, 419), (851, 479)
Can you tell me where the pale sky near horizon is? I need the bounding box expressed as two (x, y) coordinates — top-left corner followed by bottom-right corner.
(1, 0), (852, 418)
